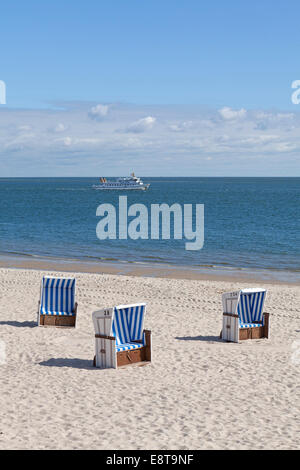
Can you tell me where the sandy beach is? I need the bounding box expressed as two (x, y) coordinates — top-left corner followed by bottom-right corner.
(0, 265), (299, 450)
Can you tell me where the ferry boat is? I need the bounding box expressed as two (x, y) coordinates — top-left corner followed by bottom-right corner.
(93, 173), (150, 191)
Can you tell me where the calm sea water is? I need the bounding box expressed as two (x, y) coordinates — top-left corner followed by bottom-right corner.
(0, 177), (299, 276)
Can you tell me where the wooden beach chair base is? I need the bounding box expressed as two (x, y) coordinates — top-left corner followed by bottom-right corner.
(39, 314), (76, 328)
(93, 329), (151, 368)
(38, 302), (78, 328)
(221, 312), (270, 342)
(239, 324), (268, 341)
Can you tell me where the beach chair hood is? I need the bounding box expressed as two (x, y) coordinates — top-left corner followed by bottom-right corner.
(222, 288), (266, 325)
(40, 277), (76, 316)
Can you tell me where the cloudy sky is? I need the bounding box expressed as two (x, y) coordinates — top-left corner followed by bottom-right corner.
(1, 1), (300, 176)
(1, 103), (300, 176)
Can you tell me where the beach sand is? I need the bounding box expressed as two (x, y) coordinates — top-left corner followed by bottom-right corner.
(0, 266), (299, 450)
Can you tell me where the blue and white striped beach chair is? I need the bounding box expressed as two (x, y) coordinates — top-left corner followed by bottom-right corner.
(38, 276), (78, 327)
(221, 288), (269, 342)
(92, 303), (151, 368)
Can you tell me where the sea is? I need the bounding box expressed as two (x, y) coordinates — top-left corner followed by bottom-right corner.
(0, 177), (299, 281)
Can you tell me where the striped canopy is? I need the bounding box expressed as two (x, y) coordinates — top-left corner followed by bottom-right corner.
(237, 289), (266, 326)
(40, 277), (76, 316)
(112, 304), (146, 351)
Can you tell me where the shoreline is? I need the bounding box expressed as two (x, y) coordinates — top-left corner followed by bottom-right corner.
(0, 253), (299, 285)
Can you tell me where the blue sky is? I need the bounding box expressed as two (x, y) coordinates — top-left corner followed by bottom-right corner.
(0, 0), (300, 176)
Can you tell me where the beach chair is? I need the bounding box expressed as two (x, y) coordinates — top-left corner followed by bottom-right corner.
(92, 303), (151, 368)
(221, 288), (269, 343)
(38, 276), (78, 327)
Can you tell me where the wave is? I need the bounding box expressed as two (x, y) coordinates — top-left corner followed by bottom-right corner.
(1, 248), (300, 275)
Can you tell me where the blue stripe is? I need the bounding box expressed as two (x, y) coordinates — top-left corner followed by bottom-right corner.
(134, 305), (141, 340)
(65, 279), (70, 314)
(250, 293), (256, 320)
(257, 292), (265, 322)
(71, 282), (75, 313)
(118, 309), (126, 344)
(121, 308), (131, 343)
(55, 278), (59, 313)
(50, 277), (55, 314)
(44, 278), (49, 314)
(129, 307), (135, 338)
(252, 292), (260, 322)
(136, 305), (144, 341)
(112, 308), (119, 344)
(245, 295), (251, 323)
(113, 308), (127, 345)
(40, 277), (76, 315)
(128, 307), (135, 339)
(40, 277), (45, 313)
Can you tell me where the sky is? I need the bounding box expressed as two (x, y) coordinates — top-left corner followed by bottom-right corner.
(0, 0), (300, 176)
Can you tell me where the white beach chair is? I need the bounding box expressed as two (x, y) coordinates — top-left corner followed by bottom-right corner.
(38, 276), (78, 327)
(221, 288), (269, 343)
(92, 303), (151, 368)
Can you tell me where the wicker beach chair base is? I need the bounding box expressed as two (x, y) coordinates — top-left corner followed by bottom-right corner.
(39, 313), (77, 328)
(239, 320), (269, 341)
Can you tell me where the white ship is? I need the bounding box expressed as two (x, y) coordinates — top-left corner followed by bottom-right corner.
(93, 172), (150, 191)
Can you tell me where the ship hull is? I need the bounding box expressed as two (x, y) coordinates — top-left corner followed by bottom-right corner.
(93, 184), (150, 191)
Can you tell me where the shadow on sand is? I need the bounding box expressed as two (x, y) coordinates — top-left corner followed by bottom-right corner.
(39, 357), (95, 369)
(0, 320), (37, 328)
(175, 335), (222, 343)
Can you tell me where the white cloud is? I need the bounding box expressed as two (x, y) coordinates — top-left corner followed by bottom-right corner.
(18, 125), (32, 132)
(218, 107), (247, 120)
(62, 136), (72, 146)
(88, 104), (109, 121)
(53, 123), (67, 133)
(254, 111), (295, 131)
(255, 111), (294, 121)
(124, 116), (156, 133)
(169, 121), (193, 132)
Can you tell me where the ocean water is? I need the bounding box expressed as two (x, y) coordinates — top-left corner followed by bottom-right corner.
(0, 177), (299, 278)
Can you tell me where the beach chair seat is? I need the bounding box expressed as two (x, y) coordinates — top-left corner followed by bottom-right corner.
(93, 303), (151, 368)
(116, 342), (144, 352)
(239, 322), (262, 329)
(221, 288), (269, 343)
(38, 277), (78, 328)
